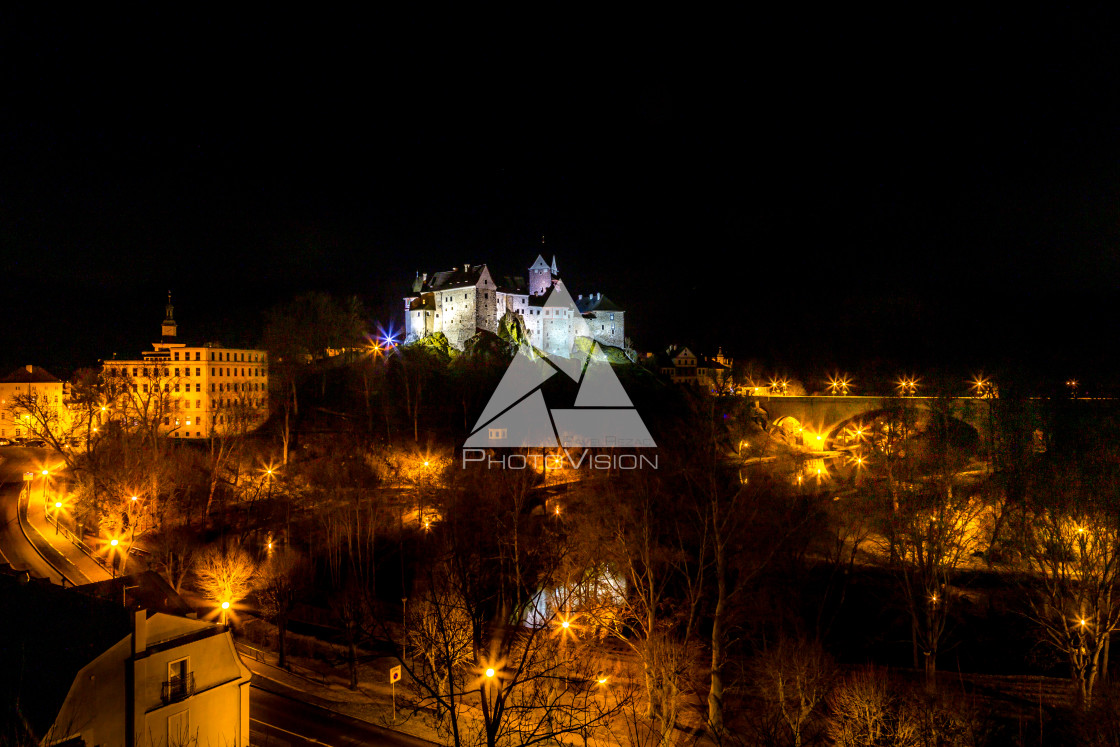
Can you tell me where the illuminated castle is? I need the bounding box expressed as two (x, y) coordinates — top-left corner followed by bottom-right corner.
(403, 254), (625, 356)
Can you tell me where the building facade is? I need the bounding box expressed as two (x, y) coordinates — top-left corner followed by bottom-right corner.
(101, 299), (269, 439)
(654, 346), (734, 392)
(0, 364), (71, 440)
(47, 608), (251, 747)
(404, 254), (626, 356)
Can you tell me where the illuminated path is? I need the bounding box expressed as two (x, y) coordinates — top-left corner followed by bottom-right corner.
(0, 447), (65, 583)
(749, 395), (993, 445)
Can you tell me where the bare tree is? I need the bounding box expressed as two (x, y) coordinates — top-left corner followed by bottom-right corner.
(256, 548), (306, 670)
(262, 292), (368, 463)
(148, 525), (202, 594)
(570, 470), (704, 745)
(1022, 498), (1120, 707)
(751, 636), (838, 747)
(194, 546), (257, 611)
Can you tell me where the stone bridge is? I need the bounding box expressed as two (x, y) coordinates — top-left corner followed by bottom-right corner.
(748, 395), (991, 448)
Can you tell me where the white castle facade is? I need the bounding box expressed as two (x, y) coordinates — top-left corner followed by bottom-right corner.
(403, 254), (625, 356)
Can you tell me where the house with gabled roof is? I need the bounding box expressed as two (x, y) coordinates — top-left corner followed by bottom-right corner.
(0, 570), (250, 747)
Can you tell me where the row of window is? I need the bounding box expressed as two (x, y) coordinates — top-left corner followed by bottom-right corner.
(112, 366), (267, 378)
(170, 351), (265, 363)
(166, 397), (266, 411)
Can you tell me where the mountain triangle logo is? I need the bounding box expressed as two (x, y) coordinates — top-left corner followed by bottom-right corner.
(464, 343), (656, 448)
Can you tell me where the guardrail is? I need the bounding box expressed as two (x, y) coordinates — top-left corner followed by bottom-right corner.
(43, 511), (115, 574)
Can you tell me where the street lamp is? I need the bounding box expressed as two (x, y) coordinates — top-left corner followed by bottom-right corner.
(54, 501), (62, 535)
(40, 469), (49, 506)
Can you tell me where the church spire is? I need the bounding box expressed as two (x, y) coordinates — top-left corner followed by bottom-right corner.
(162, 291), (178, 339)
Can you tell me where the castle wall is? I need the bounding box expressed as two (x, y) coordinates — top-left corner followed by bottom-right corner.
(475, 288), (498, 334)
(590, 310), (624, 347)
(436, 288), (477, 348)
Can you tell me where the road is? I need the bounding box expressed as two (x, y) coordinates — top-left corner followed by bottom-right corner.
(250, 683), (435, 747)
(0, 446), (64, 583)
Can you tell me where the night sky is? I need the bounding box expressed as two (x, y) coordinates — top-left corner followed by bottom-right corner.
(3, 9), (1119, 388)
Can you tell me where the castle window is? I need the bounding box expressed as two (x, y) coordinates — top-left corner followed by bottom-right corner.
(196, 352), (201, 360)
(174, 352), (179, 361)
(610, 313), (615, 321)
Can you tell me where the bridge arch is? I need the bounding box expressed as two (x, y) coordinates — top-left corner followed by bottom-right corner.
(751, 395), (989, 451)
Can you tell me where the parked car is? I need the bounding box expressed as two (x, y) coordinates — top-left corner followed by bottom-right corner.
(0, 437), (11, 446)
(24, 438), (47, 447)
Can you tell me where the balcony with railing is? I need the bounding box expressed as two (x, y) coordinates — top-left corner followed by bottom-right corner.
(161, 672), (195, 705)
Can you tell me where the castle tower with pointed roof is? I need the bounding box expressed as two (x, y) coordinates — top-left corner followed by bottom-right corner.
(528, 254), (553, 296)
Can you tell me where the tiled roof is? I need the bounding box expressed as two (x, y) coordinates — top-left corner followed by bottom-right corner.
(496, 275), (527, 294)
(0, 365), (62, 384)
(576, 294), (624, 313)
(424, 264), (485, 292)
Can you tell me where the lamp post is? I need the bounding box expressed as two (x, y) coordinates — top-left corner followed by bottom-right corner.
(110, 538), (119, 578)
(401, 597), (409, 665)
(54, 501), (62, 535)
(40, 469), (49, 507)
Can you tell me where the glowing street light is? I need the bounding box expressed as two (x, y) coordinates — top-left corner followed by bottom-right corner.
(971, 375), (994, 398)
(485, 667), (495, 678)
(827, 374), (852, 396)
(897, 377), (919, 396)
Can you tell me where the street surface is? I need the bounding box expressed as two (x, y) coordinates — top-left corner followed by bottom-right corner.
(250, 682), (435, 747)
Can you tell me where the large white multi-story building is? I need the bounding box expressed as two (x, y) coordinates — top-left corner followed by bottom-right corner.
(101, 299), (269, 439)
(403, 254), (626, 356)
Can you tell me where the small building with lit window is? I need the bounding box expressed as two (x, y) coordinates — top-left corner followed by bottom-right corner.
(100, 297), (269, 439)
(655, 345), (733, 392)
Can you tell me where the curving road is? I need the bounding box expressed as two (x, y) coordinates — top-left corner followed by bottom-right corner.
(0, 446), (64, 583)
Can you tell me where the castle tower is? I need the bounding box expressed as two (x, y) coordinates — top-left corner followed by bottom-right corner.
(528, 254), (552, 296)
(161, 291), (177, 339)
